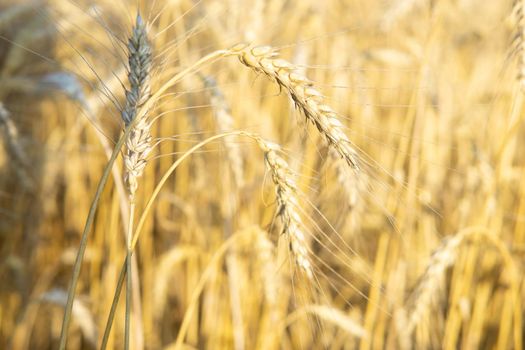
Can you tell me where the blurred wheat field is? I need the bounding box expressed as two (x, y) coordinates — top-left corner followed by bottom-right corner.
(0, 0), (524, 349)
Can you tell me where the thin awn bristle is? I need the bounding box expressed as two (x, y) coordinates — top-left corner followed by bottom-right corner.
(254, 137), (313, 280)
(230, 44), (361, 174)
(123, 15), (153, 198)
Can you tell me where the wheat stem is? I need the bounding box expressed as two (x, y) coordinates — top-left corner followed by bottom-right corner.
(124, 201), (135, 350)
(58, 124), (132, 350)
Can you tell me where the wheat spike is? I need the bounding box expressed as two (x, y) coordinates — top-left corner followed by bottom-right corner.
(253, 137), (313, 279)
(122, 14), (153, 198)
(405, 234), (462, 335)
(404, 230), (512, 335)
(230, 44), (360, 173)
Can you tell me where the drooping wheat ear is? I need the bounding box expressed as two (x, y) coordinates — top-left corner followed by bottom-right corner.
(253, 137), (313, 279)
(0, 102), (33, 189)
(122, 15), (153, 199)
(513, 0), (525, 90)
(229, 44), (360, 173)
(203, 76), (244, 187)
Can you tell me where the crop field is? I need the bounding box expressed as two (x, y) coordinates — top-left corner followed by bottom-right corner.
(0, 0), (524, 349)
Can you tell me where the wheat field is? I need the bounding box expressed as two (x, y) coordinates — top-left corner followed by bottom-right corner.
(0, 0), (523, 349)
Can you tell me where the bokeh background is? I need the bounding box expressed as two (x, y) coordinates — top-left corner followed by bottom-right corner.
(0, 0), (523, 349)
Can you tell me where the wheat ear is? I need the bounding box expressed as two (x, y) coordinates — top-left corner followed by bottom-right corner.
(253, 136), (313, 279)
(405, 234), (463, 335)
(229, 44), (360, 173)
(123, 14), (153, 199)
(405, 229), (515, 335)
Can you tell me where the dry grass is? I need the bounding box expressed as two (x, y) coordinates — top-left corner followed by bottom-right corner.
(0, 0), (524, 349)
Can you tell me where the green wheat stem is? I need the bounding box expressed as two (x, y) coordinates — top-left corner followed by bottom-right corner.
(58, 124), (132, 350)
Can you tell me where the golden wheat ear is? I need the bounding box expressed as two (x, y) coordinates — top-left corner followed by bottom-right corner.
(229, 44), (360, 172)
(253, 137), (313, 280)
(229, 44), (363, 211)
